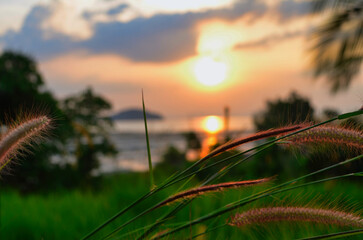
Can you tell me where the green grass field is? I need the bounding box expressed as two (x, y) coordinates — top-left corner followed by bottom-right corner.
(1, 172), (361, 240)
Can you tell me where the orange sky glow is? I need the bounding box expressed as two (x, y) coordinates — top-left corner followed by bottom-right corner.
(1, 0), (362, 117)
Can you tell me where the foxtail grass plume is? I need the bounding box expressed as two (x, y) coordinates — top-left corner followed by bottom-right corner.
(155, 178), (272, 209)
(282, 126), (362, 150)
(0, 116), (51, 172)
(229, 207), (363, 228)
(202, 124), (306, 162)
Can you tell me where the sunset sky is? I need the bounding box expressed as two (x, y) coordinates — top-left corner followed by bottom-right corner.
(1, 0), (362, 117)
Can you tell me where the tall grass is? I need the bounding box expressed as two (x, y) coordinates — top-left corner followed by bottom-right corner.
(142, 90), (154, 190)
(0, 105), (361, 239)
(1, 177), (360, 239)
(82, 109), (363, 239)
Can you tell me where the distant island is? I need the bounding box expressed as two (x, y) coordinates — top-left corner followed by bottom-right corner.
(111, 108), (163, 121)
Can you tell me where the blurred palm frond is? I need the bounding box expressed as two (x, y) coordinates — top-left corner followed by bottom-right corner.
(311, 0), (363, 92)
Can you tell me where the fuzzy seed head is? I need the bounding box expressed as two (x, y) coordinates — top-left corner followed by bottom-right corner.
(229, 207), (363, 228)
(156, 178), (272, 209)
(0, 116), (51, 172)
(203, 124), (306, 162)
(283, 126), (363, 151)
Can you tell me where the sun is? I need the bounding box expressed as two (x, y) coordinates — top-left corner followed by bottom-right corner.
(194, 57), (227, 87)
(202, 116), (223, 134)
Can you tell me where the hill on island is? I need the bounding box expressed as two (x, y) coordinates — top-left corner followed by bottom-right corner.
(111, 108), (163, 121)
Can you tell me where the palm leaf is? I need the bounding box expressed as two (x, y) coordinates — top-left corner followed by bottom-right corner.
(311, 0), (363, 92)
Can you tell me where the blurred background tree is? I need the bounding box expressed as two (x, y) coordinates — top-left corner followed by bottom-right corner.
(61, 88), (117, 183)
(254, 91), (315, 131)
(0, 50), (116, 191)
(156, 145), (187, 174)
(0, 51), (72, 191)
(184, 132), (201, 151)
(253, 91), (362, 180)
(0, 51), (61, 120)
(251, 92), (315, 179)
(311, 0), (363, 92)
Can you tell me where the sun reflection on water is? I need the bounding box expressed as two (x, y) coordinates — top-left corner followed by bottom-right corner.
(198, 115), (223, 157)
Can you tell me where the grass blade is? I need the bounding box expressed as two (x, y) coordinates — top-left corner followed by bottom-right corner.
(104, 119), (341, 239)
(82, 110), (362, 240)
(153, 173), (360, 240)
(142, 90), (154, 190)
(338, 109), (363, 119)
(299, 228), (363, 240)
(152, 154), (363, 239)
(137, 112), (363, 239)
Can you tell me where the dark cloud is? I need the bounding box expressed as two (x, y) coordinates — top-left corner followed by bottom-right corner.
(83, 3), (128, 20)
(83, 13), (198, 62)
(234, 29), (306, 50)
(200, 0), (267, 20)
(107, 4), (128, 16)
(82, 0), (268, 62)
(275, 0), (312, 21)
(0, 0), (267, 62)
(234, 1), (316, 50)
(0, 6), (77, 60)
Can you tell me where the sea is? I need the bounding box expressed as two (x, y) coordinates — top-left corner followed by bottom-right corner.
(99, 115), (254, 173)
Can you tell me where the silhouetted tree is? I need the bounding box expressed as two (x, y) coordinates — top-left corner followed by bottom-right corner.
(157, 146), (186, 173)
(184, 132), (201, 150)
(254, 92), (315, 131)
(61, 88), (117, 181)
(251, 92), (316, 179)
(0, 51), (74, 191)
(311, 0), (363, 92)
(0, 51), (116, 190)
(0, 51), (60, 119)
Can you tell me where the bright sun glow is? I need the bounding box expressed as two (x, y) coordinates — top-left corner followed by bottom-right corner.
(202, 116), (223, 134)
(196, 20), (243, 54)
(194, 57), (227, 86)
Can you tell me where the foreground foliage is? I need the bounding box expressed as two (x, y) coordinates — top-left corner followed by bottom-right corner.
(0, 174), (362, 240)
(81, 110), (362, 240)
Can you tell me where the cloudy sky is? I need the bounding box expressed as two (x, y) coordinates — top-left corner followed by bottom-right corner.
(0, 0), (362, 117)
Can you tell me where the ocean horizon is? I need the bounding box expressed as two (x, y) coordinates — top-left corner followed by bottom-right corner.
(98, 115), (254, 173)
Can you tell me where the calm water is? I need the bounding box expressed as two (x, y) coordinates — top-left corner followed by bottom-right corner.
(99, 115), (254, 173)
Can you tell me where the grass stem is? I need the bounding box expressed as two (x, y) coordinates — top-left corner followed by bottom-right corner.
(298, 228), (363, 240)
(83, 110), (362, 240)
(152, 154), (362, 239)
(142, 90), (154, 190)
